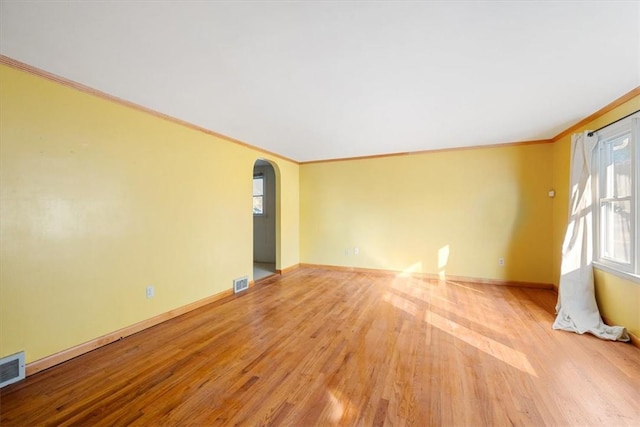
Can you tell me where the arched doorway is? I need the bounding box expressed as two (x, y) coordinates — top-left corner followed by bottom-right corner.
(252, 159), (277, 280)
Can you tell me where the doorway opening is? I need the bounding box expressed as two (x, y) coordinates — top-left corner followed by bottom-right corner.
(253, 159), (277, 281)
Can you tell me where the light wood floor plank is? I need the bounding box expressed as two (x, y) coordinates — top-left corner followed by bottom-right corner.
(1, 267), (639, 426)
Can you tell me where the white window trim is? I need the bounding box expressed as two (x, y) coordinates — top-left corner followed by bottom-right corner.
(591, 112), (640, 282)
(253, 173), (266, 216)
(593, 261), (640, 284)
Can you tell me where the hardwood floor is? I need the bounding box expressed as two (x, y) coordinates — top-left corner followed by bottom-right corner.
(1, 267), (639, 426)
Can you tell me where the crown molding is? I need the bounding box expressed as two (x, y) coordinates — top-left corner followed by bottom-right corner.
(0, 55), (298, 165)
(551, 86), (640, 142)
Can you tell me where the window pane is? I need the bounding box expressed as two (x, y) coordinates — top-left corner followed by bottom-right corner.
(253, 176), (264, 196)
(600, 200), (631, 264)
(603, 133), (631, 198)
(253, 196), (263, 214)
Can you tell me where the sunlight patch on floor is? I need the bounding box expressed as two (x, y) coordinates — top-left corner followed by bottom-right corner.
(383, 292), (419, 317)
(327, 390), (345, 422)
(425, 311), (537, 377)
(324, 389), (356, 424)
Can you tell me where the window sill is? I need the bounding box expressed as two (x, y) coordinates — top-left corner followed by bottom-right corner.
(593, 262), (640, 285)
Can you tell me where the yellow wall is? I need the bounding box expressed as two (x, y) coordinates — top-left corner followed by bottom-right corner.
(0, 64), (299, 363)
(275, 161), (300, 271)
(551, 94), (640, 337)
(593, 269), (640, 337)
(1, 58), (637, 366)
(300, 143), (555, 284)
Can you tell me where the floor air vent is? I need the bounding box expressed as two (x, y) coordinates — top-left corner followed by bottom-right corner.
(233, 276), (249, 293)
(0, 351), (25, 388)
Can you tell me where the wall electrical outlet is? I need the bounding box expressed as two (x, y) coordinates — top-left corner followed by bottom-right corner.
(498, 258), (505, 267)
(345, 248), (350, 256)
(354, 247), (359, 255)
(146, 286), (155, 298)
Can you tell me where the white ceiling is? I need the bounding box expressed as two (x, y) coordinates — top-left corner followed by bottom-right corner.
(1, 1), (639, 162)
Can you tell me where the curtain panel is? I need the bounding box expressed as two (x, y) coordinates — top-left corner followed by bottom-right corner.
(553, 131), (629, 341)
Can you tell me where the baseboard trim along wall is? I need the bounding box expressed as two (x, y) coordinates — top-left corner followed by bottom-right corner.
(298, 263), (555, 290)
(27, 263), (304, 376)
(298, 264), (640, 346)
(629, 333), (639, 349)
(25, 265), (630, 376)
(26, 288), (234, 376)
(277, 263), (300, 275)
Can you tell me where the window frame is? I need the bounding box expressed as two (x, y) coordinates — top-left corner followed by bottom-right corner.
(253, 173), (265, 216)
(592, 113), (640, 281)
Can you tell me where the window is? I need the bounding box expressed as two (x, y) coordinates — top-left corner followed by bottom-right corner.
(593, 113), (639, 278)
(253, 174), (264, 215)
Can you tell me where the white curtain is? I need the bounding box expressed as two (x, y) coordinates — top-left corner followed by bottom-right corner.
(553, 131), (629, 341)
